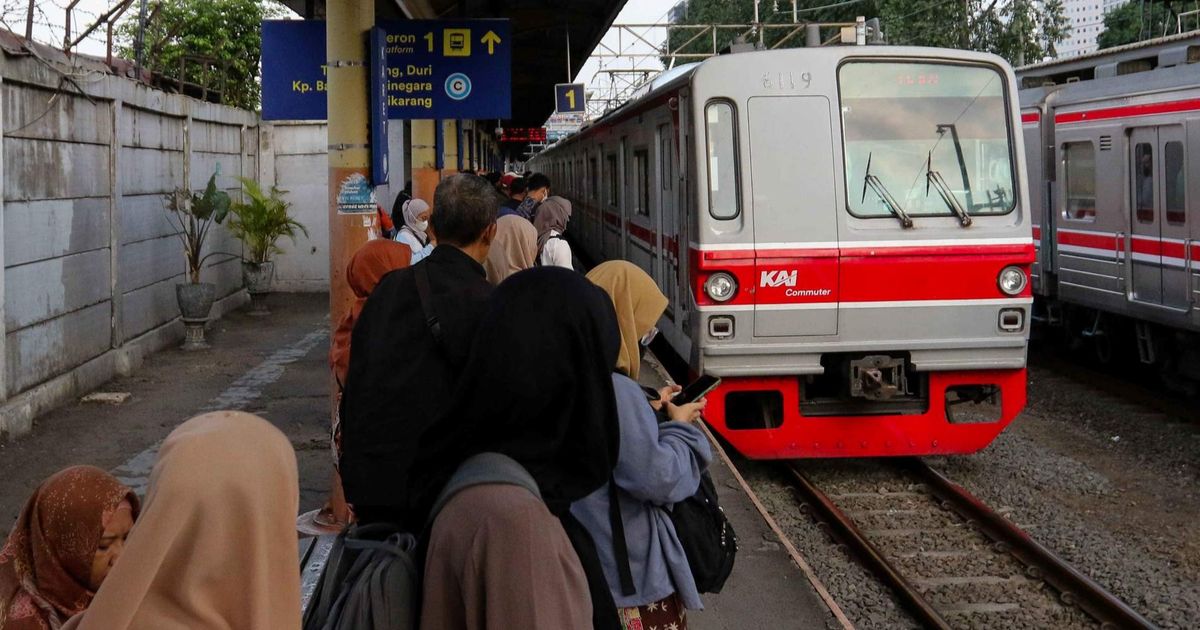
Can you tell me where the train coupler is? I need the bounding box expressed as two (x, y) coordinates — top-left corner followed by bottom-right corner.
(849, 355), (908, 401)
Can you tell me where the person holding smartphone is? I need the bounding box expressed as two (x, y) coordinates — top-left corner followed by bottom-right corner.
(575, 261), (714, 630)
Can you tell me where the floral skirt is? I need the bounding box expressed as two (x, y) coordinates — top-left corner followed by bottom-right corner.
(617, 594), (687, 630)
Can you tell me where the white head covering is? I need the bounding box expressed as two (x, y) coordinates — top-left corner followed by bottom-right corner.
(401, 198), (431, 245)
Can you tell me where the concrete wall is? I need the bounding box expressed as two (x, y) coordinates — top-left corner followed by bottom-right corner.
(263, 120), (407, 292)
(0, 47), (421, 439)
(0, 53), (256, 439)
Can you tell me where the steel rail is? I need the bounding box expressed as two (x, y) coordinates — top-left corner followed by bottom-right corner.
(906, 460), (1158, 630)
(783, 463), (953, 630)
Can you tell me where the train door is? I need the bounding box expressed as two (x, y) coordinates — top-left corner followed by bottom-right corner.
(746, 96), (839, 336)
(657, 123), (679, 319)
(1129, 128), (1161, 304)
(1159, 127), (1189, 311)
(1129, 126), (1189, 309)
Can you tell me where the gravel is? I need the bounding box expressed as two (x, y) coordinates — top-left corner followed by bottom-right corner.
(736, 359), (1200, 629)
(928, 361), (1200, 629)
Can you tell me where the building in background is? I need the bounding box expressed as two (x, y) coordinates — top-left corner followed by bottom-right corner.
(1059, 0), (1129, 57)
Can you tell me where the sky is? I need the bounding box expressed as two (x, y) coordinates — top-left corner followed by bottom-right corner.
(573, 0), (678, 84)
(11, 0), (114, 57)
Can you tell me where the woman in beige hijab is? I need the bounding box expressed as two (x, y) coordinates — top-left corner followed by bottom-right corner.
(63, 411), (301, 630)
(483, 215), (538, 285)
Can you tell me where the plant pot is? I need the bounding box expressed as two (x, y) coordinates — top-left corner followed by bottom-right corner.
(176, 282), (216, 351)
(242, 261), (275, 316)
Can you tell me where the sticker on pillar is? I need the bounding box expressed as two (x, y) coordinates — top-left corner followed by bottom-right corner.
(445, 73), (472, 101)
(335, 170), (376, 215)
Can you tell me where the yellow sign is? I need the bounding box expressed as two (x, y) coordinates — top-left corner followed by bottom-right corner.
(481, 30), (502, 55)
(443, 28), (471, 56)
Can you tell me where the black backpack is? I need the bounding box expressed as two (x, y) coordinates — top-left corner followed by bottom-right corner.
(669, 469), (737, 593)
(302, 453), (543, 630)
(641, 388), (738, 594)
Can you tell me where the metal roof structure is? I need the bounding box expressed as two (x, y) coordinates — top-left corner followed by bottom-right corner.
(277, 0), (628, 126)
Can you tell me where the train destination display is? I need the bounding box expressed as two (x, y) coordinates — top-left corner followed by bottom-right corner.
(261, 19), (512, 121)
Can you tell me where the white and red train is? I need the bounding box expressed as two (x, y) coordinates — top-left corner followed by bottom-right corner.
(530, 45), (1034, 459)
(1018, 34), (1200, 382)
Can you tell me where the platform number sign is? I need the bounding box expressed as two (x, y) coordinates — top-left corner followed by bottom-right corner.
(555, 83), (586, 114)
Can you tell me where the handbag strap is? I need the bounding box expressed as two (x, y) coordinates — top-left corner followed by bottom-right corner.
(608, 477), (637, 597)
(413, 263), (444, 347)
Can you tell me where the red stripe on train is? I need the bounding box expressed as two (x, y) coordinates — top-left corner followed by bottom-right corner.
(1055, 98), (1200, 124)
(1021, 111), (1040, 124)
(626, 221), (656, 247)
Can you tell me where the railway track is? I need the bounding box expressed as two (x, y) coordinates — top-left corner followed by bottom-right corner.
(786, 459), (1156, 630)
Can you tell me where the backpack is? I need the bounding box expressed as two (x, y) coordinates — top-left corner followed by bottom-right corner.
(669, 469), (738, 593)
(641, 390), (738, 593)
(301, 453), (541, 630)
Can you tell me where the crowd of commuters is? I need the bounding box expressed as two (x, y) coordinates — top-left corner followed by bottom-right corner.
(0, 170), (712, 630)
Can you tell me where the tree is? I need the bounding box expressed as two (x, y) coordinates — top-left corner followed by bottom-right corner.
(116, 0), (285, 111)
(1098, 1), (1185, 49)
(664, 0), (1070, 67)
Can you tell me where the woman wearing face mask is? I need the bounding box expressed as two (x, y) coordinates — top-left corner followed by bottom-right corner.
(576, 261), (713, 630)
(394, 198), (435, 264)
(0, 466), (139, 630)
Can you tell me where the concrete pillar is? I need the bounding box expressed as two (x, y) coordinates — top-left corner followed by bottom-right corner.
(326, 0), (373, 332)
(441, 119), (459, 177)
(0, 75), (6, 401)
(411, 119), (438, 205)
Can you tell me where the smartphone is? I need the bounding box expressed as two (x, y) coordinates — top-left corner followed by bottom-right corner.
(671, 375), (721, 406)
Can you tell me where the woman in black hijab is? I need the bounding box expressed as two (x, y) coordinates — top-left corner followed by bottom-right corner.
(414, 267), (624, 630)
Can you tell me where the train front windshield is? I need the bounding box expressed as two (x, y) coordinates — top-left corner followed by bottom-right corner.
(839, 61), (1016, 221)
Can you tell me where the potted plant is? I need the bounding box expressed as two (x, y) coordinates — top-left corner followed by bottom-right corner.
(228, 177), (308, 315)
(165, 172), (232, 350)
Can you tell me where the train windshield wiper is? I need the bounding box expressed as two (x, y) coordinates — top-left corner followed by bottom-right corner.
(925, 152), (973, 227)
(860, 153), (914, 229)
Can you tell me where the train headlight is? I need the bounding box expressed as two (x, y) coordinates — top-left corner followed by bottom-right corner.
(998, 266), (1028, 296)
(705, 272), (738, 302)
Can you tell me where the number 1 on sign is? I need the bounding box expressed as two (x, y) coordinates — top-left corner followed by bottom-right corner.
(565, 89), (575, 110)
(424, 32), (434, 52)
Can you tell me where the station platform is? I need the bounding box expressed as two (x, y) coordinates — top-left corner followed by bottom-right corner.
(0, 292), (841, 629)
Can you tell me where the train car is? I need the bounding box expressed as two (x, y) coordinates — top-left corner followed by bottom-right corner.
(1018, 36), (1200, 383)
(530, 44), (1034, 459)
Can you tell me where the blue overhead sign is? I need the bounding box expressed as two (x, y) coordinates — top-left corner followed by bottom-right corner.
(261, 19), (512, 121)
(555, 83), (586, 114)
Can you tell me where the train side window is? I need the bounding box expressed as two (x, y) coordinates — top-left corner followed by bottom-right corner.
(590, 157), (599, 202)
(1134, 143), (1154, 224)
(1165, 141), (1185, 226)
(606, 154), (618, 206)
(1063, 142), (1096, 222)
(659, 125), (672, 190)
(634, 149), (650, 217)
(704, 100), (741, 220)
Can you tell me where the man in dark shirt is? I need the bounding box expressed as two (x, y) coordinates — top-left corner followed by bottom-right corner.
(339, 174), (499, 527)
(498, 176), (528, 217)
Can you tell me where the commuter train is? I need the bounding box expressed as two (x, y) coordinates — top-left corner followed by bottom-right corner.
(1018, 36), (1200, 385)
(530, 45), (1034, 459)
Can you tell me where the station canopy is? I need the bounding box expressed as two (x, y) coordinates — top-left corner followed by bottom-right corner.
(279, 0), (627, 126)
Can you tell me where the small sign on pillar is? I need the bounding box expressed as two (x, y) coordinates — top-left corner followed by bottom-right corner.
(555, 83), (585, 114)
(369, 26), (389, 186)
